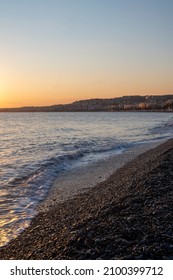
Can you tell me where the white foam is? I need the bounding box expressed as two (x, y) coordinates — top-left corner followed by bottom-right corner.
(39, 140), (165, 213)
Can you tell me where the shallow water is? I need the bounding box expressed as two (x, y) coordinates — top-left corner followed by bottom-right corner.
(0, 112), (173, 246)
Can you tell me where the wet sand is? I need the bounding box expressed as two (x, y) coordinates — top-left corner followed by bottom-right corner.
(0, 139), (173, 259)
(38, 141), (164, 212)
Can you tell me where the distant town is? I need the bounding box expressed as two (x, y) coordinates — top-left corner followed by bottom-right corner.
(1, 95), (173, 112)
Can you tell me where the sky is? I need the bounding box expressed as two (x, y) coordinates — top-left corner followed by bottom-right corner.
(0, 0), (173, 107)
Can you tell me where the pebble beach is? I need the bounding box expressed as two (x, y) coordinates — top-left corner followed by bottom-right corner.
(0, 139), (173, 260)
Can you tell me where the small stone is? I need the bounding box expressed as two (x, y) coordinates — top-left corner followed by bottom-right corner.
(87, 231), (94, 238)
(95, 238), (101, 243)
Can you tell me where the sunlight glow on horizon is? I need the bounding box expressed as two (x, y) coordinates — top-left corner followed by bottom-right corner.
(0, 0), (173, 108)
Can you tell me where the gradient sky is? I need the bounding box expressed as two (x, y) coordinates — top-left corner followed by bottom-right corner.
(0, 0), (173, 107)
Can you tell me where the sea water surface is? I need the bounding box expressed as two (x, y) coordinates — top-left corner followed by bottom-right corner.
(0, 112), (173, 247)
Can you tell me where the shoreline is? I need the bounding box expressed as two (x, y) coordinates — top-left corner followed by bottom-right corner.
(0, 139), (173, 259)
(38, 140), (165, 212)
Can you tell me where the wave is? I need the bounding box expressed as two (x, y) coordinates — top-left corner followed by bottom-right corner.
(149, 118), (173, 134)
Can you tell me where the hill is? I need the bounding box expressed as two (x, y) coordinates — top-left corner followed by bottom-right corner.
(0, 95), (173, 112)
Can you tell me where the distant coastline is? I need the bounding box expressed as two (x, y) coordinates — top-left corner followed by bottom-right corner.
(1, 95), (173, 112)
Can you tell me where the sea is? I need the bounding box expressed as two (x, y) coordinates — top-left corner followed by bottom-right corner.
(0, 111), (173, 247)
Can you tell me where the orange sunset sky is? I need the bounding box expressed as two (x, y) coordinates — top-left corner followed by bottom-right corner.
(0, 0), (173, 108)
